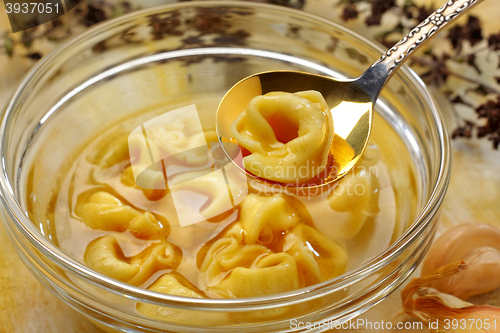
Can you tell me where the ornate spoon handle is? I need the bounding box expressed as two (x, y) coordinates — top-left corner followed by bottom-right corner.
(359, 0), (484, 100)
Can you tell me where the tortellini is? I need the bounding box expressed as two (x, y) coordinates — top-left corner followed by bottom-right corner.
(283, 224), (348, 285)
(144, 272), (205, 298)
(239, 193), (310, 245)
(199, 233), (300, 298)
(142, 110), (210, 167)
(231, 90), (334, 183)
(84, 235), (181, 286)
(169, 172), (237, 223)
(294, 149), (382, 247)
(199, 233), (271, 285)
(129, 211), (166, 240)
(198, 193), (347, 298)
(126, 109), (215, 195)
(76, 191), (167, 238)
(76, 191), (141, 232)
(325, 150), (381, 240)
(210, 253), (300, 298)
(137, 273), (230, 325)
(89, 134), (130, 168)
(328, 149), (380, 215)
(121, 165), (167, 201)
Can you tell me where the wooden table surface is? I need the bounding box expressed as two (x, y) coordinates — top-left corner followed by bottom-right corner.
(1, 1), (499, 332)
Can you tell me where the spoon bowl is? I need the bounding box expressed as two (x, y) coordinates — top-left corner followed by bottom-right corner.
(216, 71), (373, 185)
(216, 0), (482, 188)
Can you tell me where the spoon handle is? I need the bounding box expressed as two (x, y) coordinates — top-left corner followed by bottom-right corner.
(359, 0), (484, 100)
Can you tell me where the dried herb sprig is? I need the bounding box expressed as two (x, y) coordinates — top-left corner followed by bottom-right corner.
(470, 96), (500, 149)
(337, 0), (500, 150)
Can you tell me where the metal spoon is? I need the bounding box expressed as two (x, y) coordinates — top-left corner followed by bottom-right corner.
(216, 0), (482, 187)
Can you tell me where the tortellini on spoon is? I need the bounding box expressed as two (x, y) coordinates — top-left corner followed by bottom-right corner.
(231, 91), (334, 183)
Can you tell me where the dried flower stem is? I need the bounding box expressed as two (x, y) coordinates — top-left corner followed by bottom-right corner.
(411, 56), (500, 95)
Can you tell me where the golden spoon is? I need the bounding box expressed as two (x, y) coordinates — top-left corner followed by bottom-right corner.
(216, 0), (482, 187)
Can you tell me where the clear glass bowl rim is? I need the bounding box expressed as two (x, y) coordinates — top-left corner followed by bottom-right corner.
(0, 0), (451, 309)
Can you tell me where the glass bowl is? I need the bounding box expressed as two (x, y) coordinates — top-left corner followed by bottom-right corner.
(0, 2), (450, 332)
